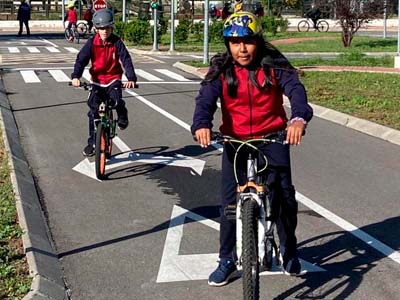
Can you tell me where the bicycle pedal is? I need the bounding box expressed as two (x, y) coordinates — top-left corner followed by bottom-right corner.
(224, 204), (236, 220)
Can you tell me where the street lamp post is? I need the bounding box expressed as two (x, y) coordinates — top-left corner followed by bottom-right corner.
(395, 0), (400, 68)
(170, 0), (175, 52)
(203, 0), (209, 64)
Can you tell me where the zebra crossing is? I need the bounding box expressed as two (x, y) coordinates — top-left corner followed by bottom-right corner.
(14, 67), (199, 84)
(1, 46), (80, 54)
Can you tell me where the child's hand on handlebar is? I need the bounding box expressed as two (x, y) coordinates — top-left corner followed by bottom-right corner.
(71, 78), (80, 87)
(286, 121), (305, 145)
(195, 128), (211, 148)
(123, 81), (137, 88)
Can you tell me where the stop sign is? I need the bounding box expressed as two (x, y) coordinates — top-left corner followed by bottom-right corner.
(93, 0), (107, 11)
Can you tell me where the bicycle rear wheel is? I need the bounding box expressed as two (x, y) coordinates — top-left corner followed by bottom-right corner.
(297, 20), (310, 32)
(317, 20), (329, 32)
(263, 237), (273, 271)
(95, 123), (108, 179)
(76, 22), (88, 35)
(105, 111), (114, 159)
(242, 199), (260, 300)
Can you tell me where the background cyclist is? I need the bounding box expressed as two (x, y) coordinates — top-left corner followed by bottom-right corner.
(305, 3), (322, 30)
(64, 1), (77, 41)
(71, 8), (137, 157)
(191, 11), (313, 286)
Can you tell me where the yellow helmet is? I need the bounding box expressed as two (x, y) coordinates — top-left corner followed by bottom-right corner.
(67, 1), (75, 8)
(223, 11), (261, 38)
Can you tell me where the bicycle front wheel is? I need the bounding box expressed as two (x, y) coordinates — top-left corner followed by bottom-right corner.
(64, 28), (72, 41)
(95, 123), (108, 179)
(297, 20), (310, 32)
(242, 199), (260, 300)
(317, 20), (329, 32)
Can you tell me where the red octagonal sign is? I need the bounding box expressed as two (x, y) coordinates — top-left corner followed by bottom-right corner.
(93, 0), (107, 11)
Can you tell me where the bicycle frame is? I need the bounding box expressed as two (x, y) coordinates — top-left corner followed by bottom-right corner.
(235, 151), (271, 270)
(212, 133), (286, 270)
(96, 101), (116, 140)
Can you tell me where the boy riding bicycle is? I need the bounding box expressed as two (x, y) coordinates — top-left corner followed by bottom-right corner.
(192, 11), (313, 286)
(71, 8), (137, 157)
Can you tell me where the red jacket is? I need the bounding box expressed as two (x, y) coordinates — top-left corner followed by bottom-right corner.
(66, 8), (77, 23)
(220, 67), (287, 139)
(71, 34), (137, 86)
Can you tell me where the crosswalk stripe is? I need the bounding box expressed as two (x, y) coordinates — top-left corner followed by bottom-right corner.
(64, 47), (79, 53)
(20, 70), (41, 83)
(135, 69), (163, 81)
(8, 47), (20, 53)
(15, 68), (198, 84)
(48, 70), (70, 82)
(154, 69), (191, 81)
(45, 47), (61, 53)
(82, 69), (91, 81)
(27, 47), (40, 53)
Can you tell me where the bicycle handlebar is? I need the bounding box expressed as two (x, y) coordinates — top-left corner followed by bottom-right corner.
(68, 81), (139, 90)
(208, 131), (288, 145)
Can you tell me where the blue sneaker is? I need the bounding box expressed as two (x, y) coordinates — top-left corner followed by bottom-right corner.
(208, 259), (237, 287)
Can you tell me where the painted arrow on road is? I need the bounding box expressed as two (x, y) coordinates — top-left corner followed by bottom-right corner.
(72, 137), (206, 180)
(157, 205), (325, 283)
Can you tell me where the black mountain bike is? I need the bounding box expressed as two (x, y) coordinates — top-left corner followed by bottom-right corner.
(211, 131), (287, 300)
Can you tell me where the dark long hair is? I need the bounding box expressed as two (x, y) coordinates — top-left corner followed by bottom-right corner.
(202, 35), (294, 98)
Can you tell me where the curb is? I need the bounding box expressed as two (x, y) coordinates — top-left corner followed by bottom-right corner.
(172, 62), (400, 147)
(0, 77), (68, 299)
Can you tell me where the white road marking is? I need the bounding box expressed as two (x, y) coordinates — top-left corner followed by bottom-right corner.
(157, 205), (324, 283)
(48, 70), (70, 82)
(40, 38), (58, 47)
(125, 89), (191, 131)
(73, 137), (206, 179)
(45, 46), (61, 53)
(64, 47), (79, 53)
(125, 87), (400, 267)
(135, 69), (163, 81)
(20, 70), (41, 83)
(26, 47), (40, 53)
(8, 47), (20, 53)
(296, 193), (400, 265)
(154, 69), (191, 81)
(187, 54), (203, 59)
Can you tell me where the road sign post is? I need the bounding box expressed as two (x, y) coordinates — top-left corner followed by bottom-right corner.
(93, 0), (107, 11)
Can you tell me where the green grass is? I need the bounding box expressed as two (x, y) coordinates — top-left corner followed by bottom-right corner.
(300, 72), (400, 130)
(135, 31), (399, 54)
(0, 128), (31, 299)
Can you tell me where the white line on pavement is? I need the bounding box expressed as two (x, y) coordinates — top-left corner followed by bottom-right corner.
(48, 70), (70, 82)
(20, 70), (41, 83)
(154, 69), (191, 81)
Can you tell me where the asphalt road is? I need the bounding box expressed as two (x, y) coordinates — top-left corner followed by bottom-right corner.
(1, 34), (400, 300)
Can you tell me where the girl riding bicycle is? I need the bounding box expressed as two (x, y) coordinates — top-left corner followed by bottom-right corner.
(191, 11), (313, 286)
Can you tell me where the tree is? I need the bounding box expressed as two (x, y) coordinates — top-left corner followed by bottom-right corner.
(333, 0), (384, 47)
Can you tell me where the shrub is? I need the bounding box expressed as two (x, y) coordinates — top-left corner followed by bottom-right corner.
(175, 18), (191, 43)
(124, 18), (151, 45)
(209, 20), (224, 43)
(259, 16), (288, 35)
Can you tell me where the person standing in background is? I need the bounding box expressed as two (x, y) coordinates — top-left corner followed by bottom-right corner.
(17, 0), (31, 36)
